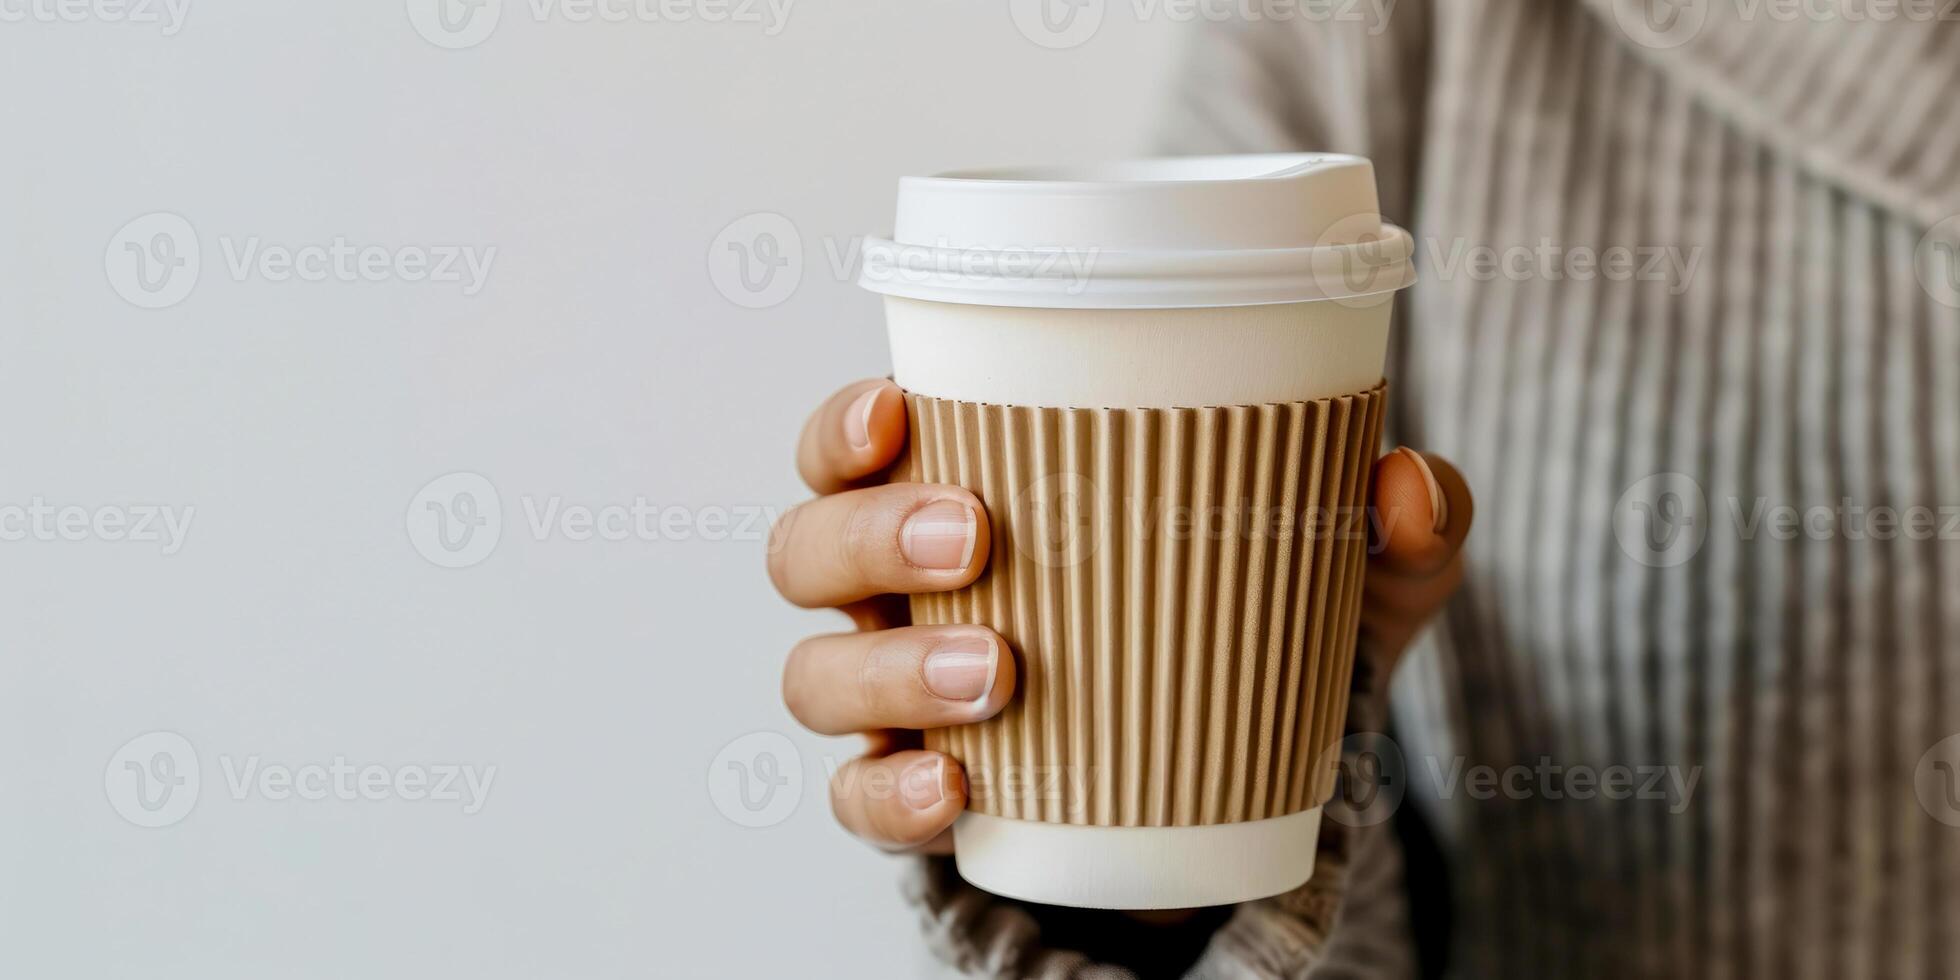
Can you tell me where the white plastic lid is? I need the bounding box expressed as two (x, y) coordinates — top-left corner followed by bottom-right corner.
(858, 153), (1416, 309)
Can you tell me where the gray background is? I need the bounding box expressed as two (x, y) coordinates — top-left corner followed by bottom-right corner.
(0, 3), (1179, 977)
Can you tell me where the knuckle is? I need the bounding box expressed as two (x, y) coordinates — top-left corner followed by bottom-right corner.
(865, 791), (915, 845)
(839, 495), (890, 584)
(854, 642), (906, 720)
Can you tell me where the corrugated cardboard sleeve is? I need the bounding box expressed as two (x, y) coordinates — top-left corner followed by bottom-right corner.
(901, 382), (1387, 829)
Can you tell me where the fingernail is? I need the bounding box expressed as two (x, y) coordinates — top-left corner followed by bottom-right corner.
(924, 636), (997, 703)
(844, 387), (882, 452)
(1397, 447), (1448, 533)
(901, 500), (976, 570)
(901, 757), (945, 810)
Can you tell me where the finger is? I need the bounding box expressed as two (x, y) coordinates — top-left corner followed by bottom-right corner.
(1360, 559), (1461, 674)
(783, 626), (1016, 736)
(1369, 450), (1473, 576)
(1363, 552), (1465, 620)
(839, 595), (909, 632)
(797, 379), (907, 495)
(859, 728), (914, 757)
(767, 484), (989, 608)
(831, 750), (966, 851)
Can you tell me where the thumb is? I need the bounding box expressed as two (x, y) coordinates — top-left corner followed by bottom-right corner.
(1369, 449), (1472, 575)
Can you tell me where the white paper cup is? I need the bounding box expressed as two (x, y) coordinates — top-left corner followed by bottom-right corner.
(860, 153), (1414, 909)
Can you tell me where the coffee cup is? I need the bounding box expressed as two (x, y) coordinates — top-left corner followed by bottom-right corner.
(858, 153), (1415, 909)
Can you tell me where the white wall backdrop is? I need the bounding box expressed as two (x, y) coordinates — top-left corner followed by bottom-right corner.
(0, 3), (1180, 977)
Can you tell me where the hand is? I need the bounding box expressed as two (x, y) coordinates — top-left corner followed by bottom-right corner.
(769, 379), (1472, 856)
(768, 379), (1012, 854)
(1361, 448), (1474, 670)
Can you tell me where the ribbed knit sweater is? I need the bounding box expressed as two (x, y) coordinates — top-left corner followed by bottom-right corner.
(907, 4), (1960, 977)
